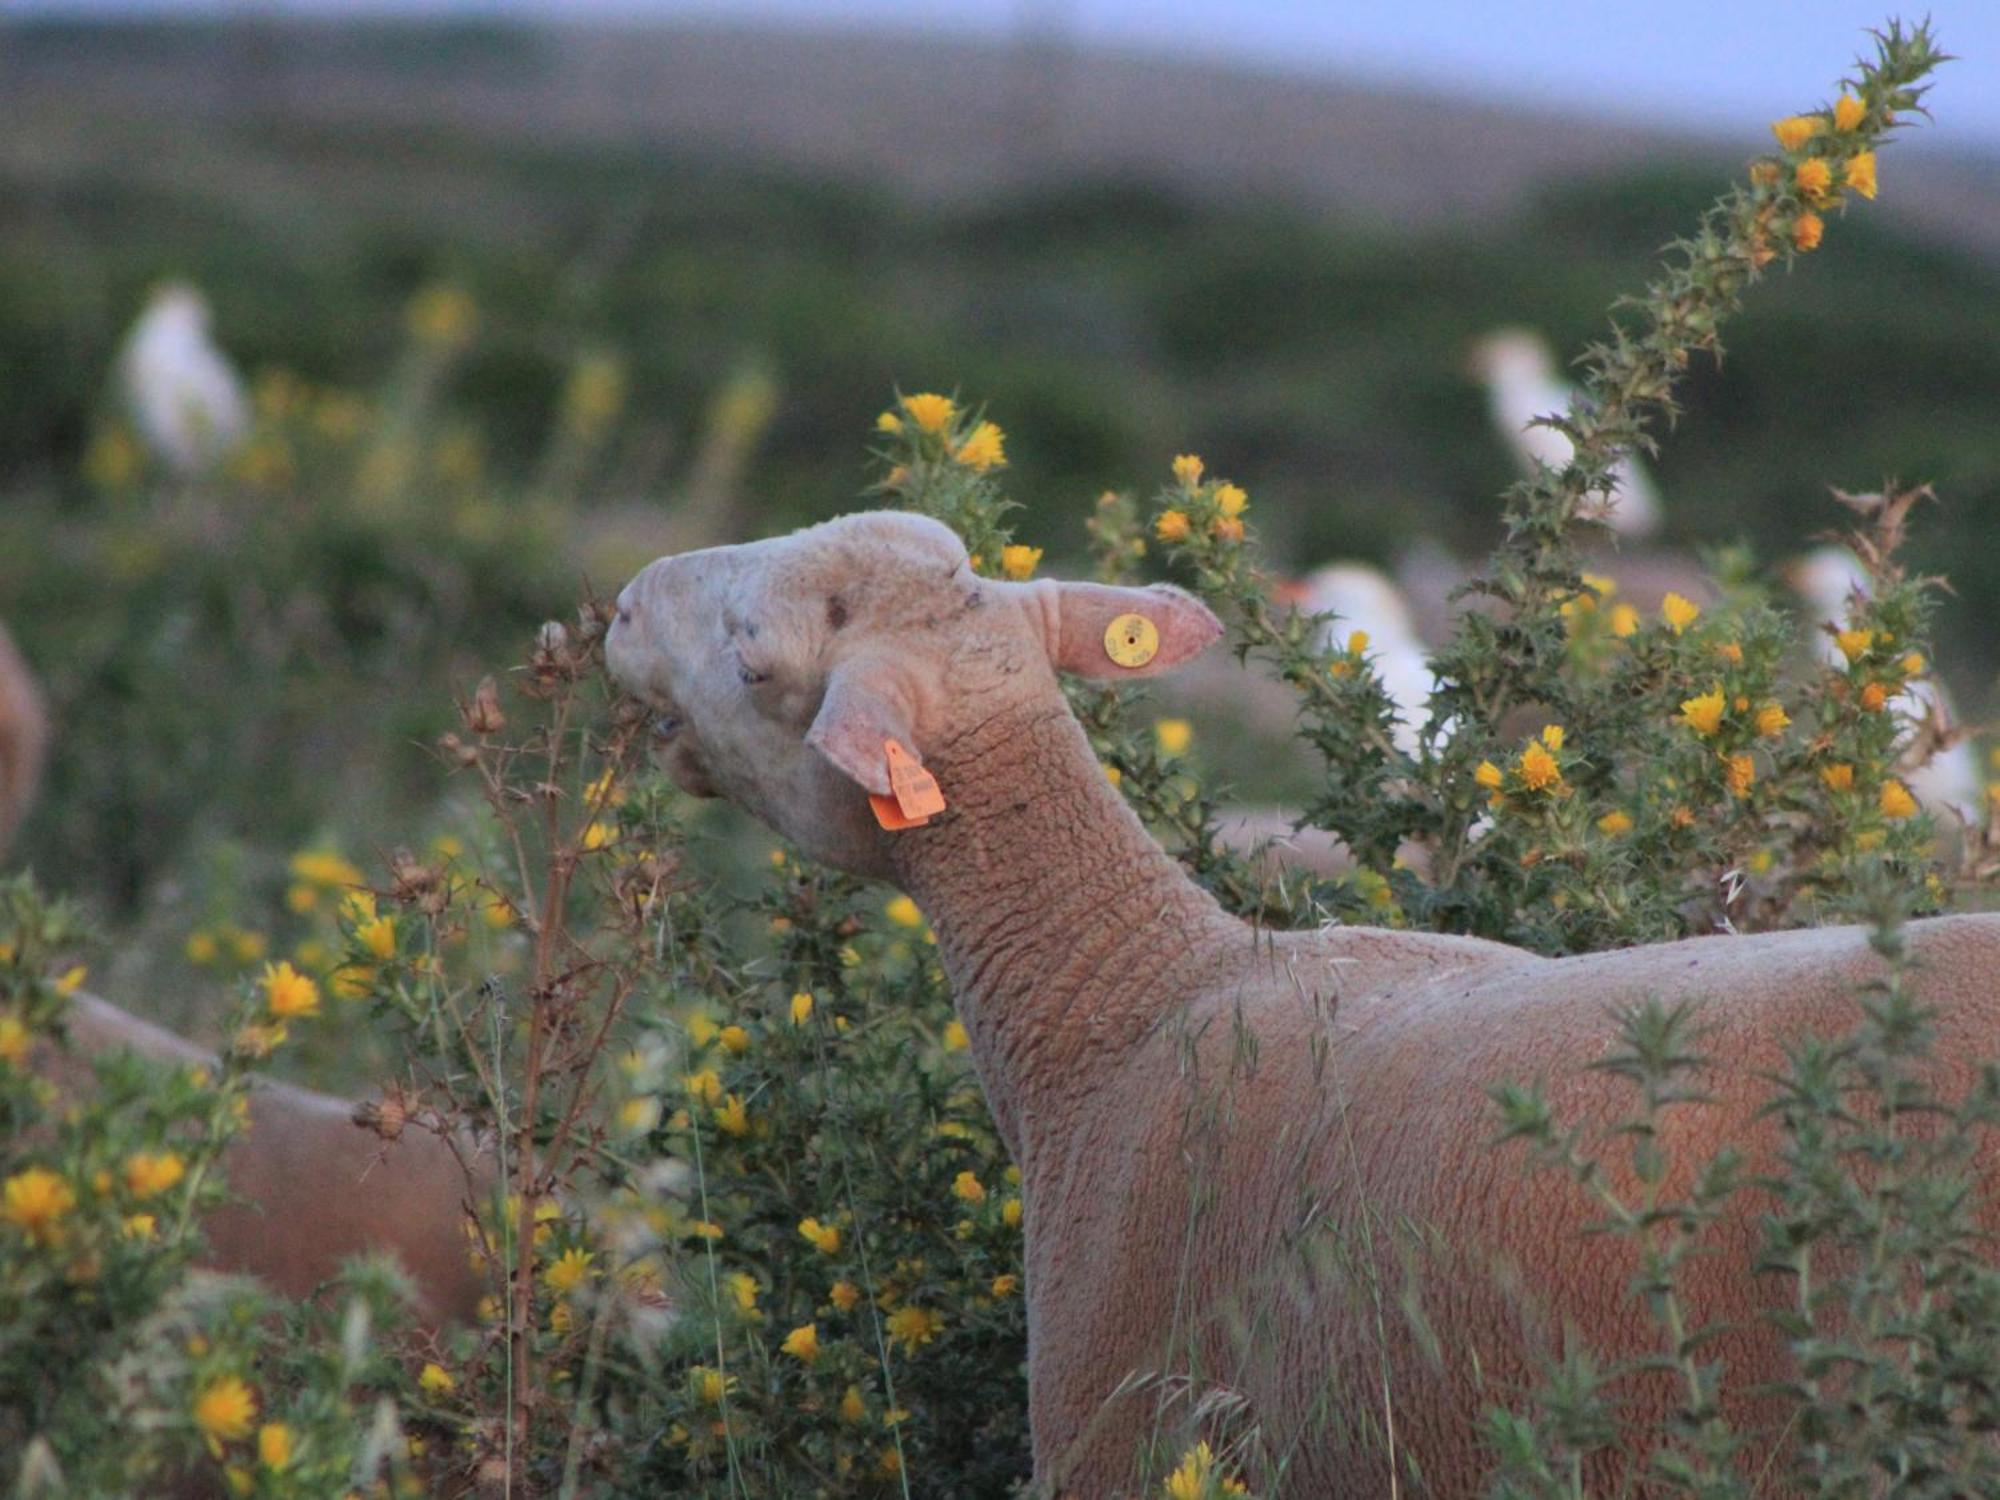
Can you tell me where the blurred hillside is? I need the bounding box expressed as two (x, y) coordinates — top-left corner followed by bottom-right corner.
(4, 17), (2000, 941)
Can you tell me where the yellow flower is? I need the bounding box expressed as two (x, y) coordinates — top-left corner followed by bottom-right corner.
(1518, 741), (1561, 792)
(781, 1323), (820, 1363)
(1210, 515), (1245, 543)
(1155, 509), (1191, 543)
(616, 1096), (660, 1135)
(1794, 211), (1824, 251)
(997, 542), (1041, 580)
(289, 850), (364, 888)
(354, 912), (397, 961)
(687, 1014), (719, 1049)
(544, 1247), (595, 1296)
(1661, 593), (1701, 635)
(193, 1375), (257, 1449)
(683, 1069), (723, 1106)
(3, 1168), (74, 1244)
(1754, 704), (1791, 738)
(1772, 114), (1824, 151)
(942, 1020), (969, 1052)
(728, 1272), (760, 1314)
(874, 410), (902, 435)
(1679, 689), (1726, 738)
(1845, 150), (1878, 199)
(1155, 719), (1193, 757)
(1901, 651), (1925, 676)
(885, 895), (923, 928)
(1001, 1196), (1023, 1228)
(956, 421), (1008, 473)
(1608, 603), (1640, 638)
(286, 883), (318, 915)
(829, 1280), (861, 1312)
(799, 1217), (842, 1254)
(260, 961), (321, 1020)
(121, 1212), (157, 1241)
(1880, 780), (1918, 820)
(1716, 641), (1744, 666)
(51, 965), (86, 996)
(1539, 725), (1564, 752)
(123, 1151), (187, 1200)
(1859, 681), (1887, 713)
(689, 1220), (724, 1241)
(900, 393), (954, 433)
(1214, 483), (1248, 518)
(790, 991), (815, 1027)
(1834, 94), (1867, 131)
(991, 1273), (1018, 1298)
(952, 1170), (986, 1205)
(1474, 760), (1504, 791)
(1821, 763), (1856, 793)
(691, 1366), (736, 1405)
(1104, 763), (1123, 788)
(840, 1385), (869, 1424)
(1171, 453), (1204, 487)
(1725, 753), (1756, 798)
(0, 1016), (27, 1067)
(1836, 628), (1875, 663)
(1794, 157), (1833, 200)
(718, 1025), (749, 1055)
(1597, 809), (1634, 837)
(185, 930), (219, 966)
(257, 1423), (293, 1471)
(1164, 1441), (1229, 1500)
(714, 1093), (751, 1137)
(885, 1304), (942, 1355)
(418, 1362), (455, 1395)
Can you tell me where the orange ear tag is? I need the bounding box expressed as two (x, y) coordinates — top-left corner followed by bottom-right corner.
(870, 739), (946, 830)
(1103, 613), (1160, 668)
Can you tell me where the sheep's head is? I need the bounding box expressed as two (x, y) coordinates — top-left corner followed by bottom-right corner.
(607, 510), (1221, 876)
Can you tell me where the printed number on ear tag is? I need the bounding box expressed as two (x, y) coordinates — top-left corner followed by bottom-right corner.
(1103, 613), (1160, 669)
(873, 740), (945, 831)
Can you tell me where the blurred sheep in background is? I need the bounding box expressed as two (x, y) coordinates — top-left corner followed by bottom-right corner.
(117, 284), (249, 478)
(1470, 326), (1663, 540)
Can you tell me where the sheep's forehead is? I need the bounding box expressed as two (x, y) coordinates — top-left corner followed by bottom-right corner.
(671, 511), (972, 632)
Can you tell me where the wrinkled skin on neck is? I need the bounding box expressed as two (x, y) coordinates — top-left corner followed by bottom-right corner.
(608, 512), (2000, 1496)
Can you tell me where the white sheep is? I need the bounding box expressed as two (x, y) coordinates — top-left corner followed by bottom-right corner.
(1790, 543), (1982, 823)
(1288, 561), (1439, 756)
(608, 510), (2000, 1496)
(117, 284), (250, 478)
(1470, 327), (1663, 539)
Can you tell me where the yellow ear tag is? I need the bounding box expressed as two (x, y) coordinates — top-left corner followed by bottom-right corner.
(1103, 613), (1160, 669)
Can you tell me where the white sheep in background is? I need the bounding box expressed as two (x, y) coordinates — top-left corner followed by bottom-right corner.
(607, 510), (2000, 1496)
(1288, 561), (1439, 756)
(1790, 543), (1982, 823)
(117, 283), (250, 478)
(1470, 326), (1663, 539)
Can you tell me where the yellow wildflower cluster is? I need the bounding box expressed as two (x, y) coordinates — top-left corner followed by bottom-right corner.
(1155, 452), (1250, 545)
(1477, 725), (1567, 806)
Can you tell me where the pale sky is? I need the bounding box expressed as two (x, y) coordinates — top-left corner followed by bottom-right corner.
(16, 0), (2000, 153)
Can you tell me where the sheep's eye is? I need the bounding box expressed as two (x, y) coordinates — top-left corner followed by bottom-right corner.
(737, 664), (771, 686)
(653, 715), (682, 741)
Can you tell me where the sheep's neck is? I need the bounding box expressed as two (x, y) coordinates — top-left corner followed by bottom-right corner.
(888, 699), (1241, 1162)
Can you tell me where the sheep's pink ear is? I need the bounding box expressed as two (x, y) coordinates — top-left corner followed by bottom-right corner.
(1043, 581), (1224, 680)
(805, 656), (916, 799)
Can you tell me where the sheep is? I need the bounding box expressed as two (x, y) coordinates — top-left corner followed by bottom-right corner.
(607, 509), (2000, 1496)
(0, 623), (47, 860)
(117, 284), (250, 479)
(1470, 327), (1663, 539)
(47, 991), (484, 1325)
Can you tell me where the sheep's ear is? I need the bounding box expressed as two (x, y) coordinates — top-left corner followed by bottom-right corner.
(804, 655), (917, 799)
(1043, 581), (1224, 680)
